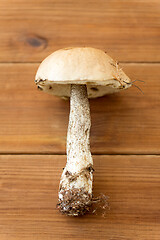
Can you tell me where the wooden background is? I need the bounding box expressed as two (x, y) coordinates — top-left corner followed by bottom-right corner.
(0, 1), (160, 239)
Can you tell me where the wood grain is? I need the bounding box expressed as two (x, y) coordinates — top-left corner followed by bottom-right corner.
(0, 0), (159, 62)
(0, 0), (159, 239)
(0, 63), (159, 154)
(0, 155), (159, 240)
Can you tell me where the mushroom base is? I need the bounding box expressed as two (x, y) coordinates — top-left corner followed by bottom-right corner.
(57, 188), (92, 216)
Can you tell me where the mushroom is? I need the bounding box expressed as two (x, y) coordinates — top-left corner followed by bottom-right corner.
(35, 47), (132, 216)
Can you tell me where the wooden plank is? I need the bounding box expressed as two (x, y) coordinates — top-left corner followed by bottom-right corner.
(1, 0), (159, 8)
(0, 63), (159, 154)
(0, 63), (160, 154)
(0, 0), (159, 62)
(0, 155), (159, 240)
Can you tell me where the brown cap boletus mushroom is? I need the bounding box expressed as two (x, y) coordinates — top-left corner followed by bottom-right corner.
(35, 47), (132, 216)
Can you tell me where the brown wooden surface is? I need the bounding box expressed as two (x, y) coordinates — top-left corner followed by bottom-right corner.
(0, 155), (160, 240)
(0, 0), (160, 62)
(0, 0), (160, 239)
(0, 63), (159, 154)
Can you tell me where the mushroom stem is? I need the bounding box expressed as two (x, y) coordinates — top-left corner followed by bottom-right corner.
(57, 84), (93, 216)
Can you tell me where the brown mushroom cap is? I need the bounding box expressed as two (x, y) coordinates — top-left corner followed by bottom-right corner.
(35, 47), (132, 98)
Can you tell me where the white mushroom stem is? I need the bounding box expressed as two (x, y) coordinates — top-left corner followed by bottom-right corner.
(57, 84), (93, 216)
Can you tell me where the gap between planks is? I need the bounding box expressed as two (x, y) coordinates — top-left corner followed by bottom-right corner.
(0, 153), (160, 156)
(0, 61), (160, 64)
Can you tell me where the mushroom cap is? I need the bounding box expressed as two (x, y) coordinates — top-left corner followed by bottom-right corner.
(35, 47), (132, 98)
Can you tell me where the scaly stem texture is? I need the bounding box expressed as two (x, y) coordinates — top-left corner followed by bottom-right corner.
(57, 84), (93, 216)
